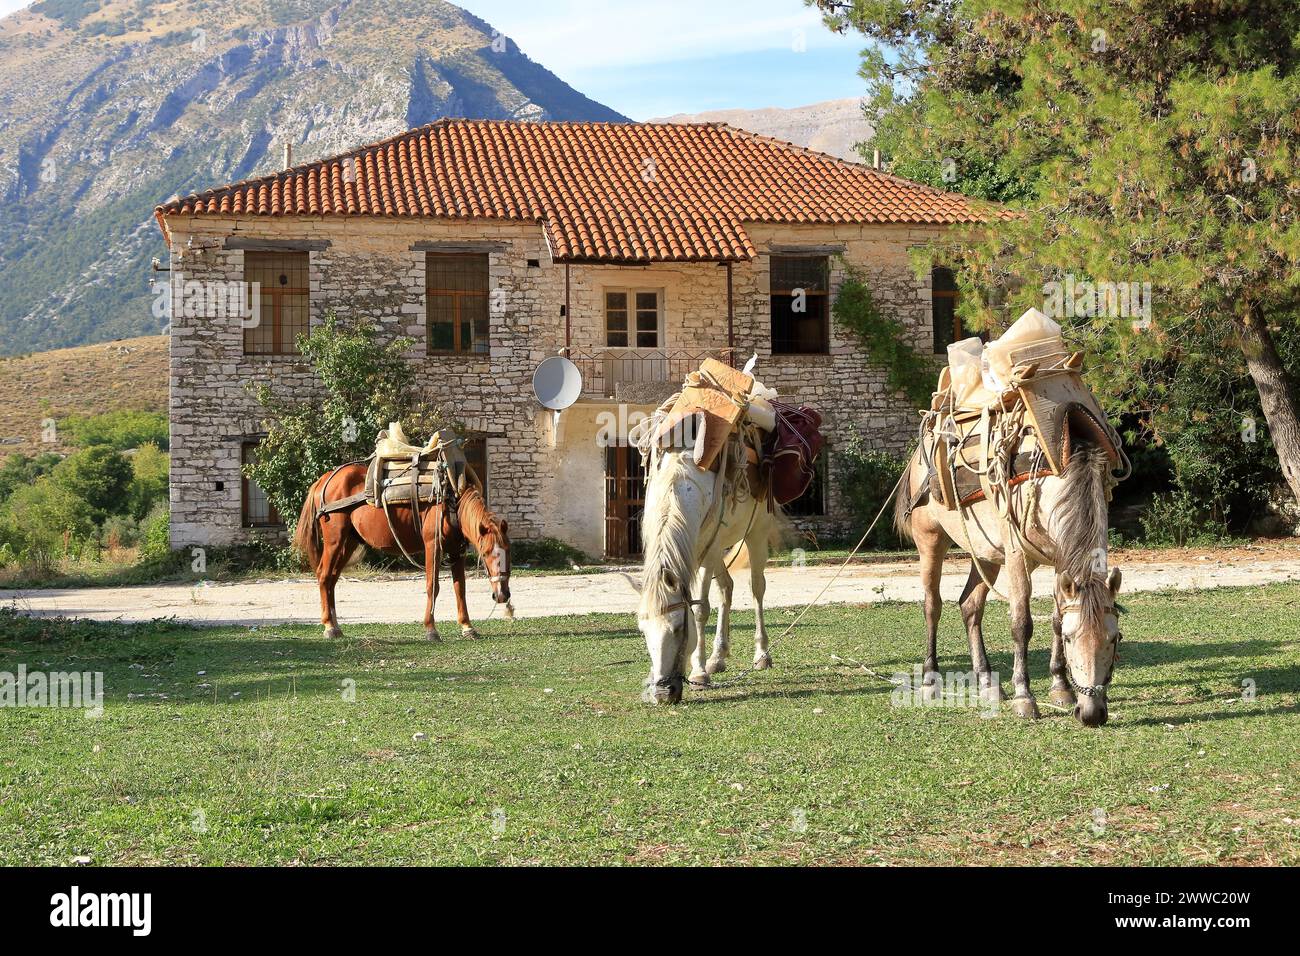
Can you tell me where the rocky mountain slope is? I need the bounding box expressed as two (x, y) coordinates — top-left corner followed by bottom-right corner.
(652, 98), (873, 163)
(0, 0), (626, 356)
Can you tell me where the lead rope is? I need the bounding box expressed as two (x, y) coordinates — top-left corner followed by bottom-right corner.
(768, 463), (910, 645)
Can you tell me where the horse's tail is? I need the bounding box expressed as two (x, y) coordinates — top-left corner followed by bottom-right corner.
(293, 480), (323, 572)
(893, 451), (916, 543)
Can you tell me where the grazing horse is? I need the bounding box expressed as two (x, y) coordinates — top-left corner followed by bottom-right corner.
(895, 440), (1124, 726)
(294, 464), (511, 641)
(637, 439), (779, 705)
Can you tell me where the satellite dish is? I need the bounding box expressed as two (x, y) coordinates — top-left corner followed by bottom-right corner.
(532, 356), (582, 411)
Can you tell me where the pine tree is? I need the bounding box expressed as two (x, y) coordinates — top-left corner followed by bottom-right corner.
(817, 0), (1300, 505)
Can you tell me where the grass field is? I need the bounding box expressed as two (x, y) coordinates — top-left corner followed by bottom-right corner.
(1, 583), (1297, 866)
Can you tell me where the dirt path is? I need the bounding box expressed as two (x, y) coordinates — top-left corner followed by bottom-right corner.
(4, 549), (1299, 629)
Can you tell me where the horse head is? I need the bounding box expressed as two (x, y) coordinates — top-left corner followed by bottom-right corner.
(460, 490), (511, 605)
(1054, 568), (1123, 727)
(637, 445), (717, 705)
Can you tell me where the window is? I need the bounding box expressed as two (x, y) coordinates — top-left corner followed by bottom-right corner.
(932, 266), (960, 354)
(427, 253), (490, 355)
(463, 434), (488, 500)
(241, 443), (281, 527)
(244, 252), (309, 355)
(785, 451), (827, 517)
(605, 290), (661, 348)
(770, 256), (829, 354)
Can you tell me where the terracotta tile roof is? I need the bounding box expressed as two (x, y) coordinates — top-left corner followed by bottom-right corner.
(155, 119), (1012, 262)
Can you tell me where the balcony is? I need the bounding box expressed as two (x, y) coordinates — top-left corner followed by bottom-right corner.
(568, 347), (734, 403)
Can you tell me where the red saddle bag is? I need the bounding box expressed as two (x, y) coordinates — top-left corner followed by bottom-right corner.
(764, 402), (825, 505)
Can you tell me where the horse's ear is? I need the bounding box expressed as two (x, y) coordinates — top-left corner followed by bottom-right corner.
(499, 519), (508, 537)
(1106, 568), (1123, 597)
(1056, 571), (1077, 600)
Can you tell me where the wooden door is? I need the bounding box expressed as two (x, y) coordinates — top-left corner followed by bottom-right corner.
(604, 445), (645, 560)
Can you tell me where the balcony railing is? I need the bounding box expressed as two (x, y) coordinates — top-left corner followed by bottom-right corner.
(568, 347), (734, 402)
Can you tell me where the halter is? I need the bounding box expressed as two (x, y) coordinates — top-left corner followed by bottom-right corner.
(1057, 598), (1122, 698)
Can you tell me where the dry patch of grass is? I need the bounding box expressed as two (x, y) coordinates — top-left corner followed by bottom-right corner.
(0, 335), (166, 456)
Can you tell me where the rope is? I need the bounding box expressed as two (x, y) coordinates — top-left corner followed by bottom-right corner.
(767, 463), (910, 646)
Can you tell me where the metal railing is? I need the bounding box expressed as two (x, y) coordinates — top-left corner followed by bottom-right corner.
(567, 347), (734, 401)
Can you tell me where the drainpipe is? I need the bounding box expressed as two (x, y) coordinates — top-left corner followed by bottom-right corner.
(726, 261), (734, 365)
(564, 262), (571, 355)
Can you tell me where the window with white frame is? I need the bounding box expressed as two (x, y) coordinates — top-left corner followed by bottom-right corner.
(605, 289), (662, 348)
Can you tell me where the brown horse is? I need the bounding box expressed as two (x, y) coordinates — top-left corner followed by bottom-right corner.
(293, 464), (511, 641)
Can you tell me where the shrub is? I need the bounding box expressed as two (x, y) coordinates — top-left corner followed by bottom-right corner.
(1140, 489), (1230, 548)
(53, 446), (134, 519)
(512, 537), (592, 569)
(0, 452), (61, 506)
(0, 479), (97, 572)
(837, 429), (910, 549)
(127, 443), (169, 520)
(137, 503), (171, 563)
(59, 409), (169, 451)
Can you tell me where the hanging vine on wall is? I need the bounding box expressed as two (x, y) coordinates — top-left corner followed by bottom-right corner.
(832, 265), (936, 407)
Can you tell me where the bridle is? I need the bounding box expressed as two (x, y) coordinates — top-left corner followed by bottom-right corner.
(1056, 598), (1122, 698)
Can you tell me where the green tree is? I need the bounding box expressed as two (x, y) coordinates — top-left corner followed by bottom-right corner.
(816, 0), (1300, 508)
(246, 312), (449, 528)
(53, 445), (134, 518)
(0, 452), (61, 505)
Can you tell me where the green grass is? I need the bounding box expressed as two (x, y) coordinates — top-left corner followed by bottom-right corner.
(1, 583), (1298, 866)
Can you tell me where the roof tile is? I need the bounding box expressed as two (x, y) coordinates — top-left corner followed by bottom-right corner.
(156, 119), (1013, 261)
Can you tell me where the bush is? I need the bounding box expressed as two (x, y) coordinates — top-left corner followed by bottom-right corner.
(0, 479), (98, 572)
(59, 410), (169, 451)
(137, 503), (171, 563)
(1140, 489), (1230, 548)
(100, 514), (141, 550)
(0, 452), (61, 506)
(512, 537), (592, 569)
(127, 443), (169, 520)
(837, 429), (910, 549)
(53, 446), (134, 519)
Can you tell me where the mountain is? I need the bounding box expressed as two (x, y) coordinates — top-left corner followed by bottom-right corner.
(651, 98), (873, 164)
(0, 0), (627, 356)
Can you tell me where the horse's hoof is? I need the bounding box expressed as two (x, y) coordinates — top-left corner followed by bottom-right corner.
(752, 654), (772, 671)
(323, 626), (343, 640)
(461, 626), (481, 640)
(706, 658), (727, 675)
(920, 679), (942, 702)
(688, 671), (710, 687)
(1050, 685), (1077, 708)
(1010, 697), (1041, 720)
(425, 628), (442, 643)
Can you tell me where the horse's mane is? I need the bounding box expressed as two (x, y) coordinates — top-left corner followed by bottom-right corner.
(639, 449), (701, 619)
(457, 479), (502, 551)
(1048, 442), (1113, 586)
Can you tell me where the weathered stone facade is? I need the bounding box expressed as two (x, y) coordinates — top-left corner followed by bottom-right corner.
(165, 214), (947, 556)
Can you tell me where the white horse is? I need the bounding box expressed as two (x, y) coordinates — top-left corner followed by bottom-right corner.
(637, 437), (780, 705)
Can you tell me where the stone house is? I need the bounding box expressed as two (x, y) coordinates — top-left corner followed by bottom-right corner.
(154, 119), (1005, 559)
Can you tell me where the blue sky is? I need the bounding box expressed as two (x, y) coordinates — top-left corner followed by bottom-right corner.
(0, 0), (870, 118)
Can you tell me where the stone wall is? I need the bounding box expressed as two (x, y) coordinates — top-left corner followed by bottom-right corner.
(165, 214), (947, 552)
